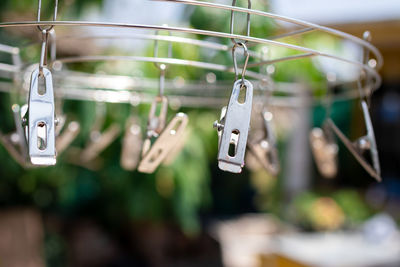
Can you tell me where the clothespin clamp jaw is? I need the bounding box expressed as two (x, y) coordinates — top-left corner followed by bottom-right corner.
(247, 110), (280, 176)
(138, 112), (188, 174)
(309, 123), (338, 178)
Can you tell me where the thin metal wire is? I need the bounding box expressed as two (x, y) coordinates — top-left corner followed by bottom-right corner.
(37, 0), (58, 31)
(232, 42), (249, 83)
(230, 0), (251, 44)
(0, 21), (381, 90)
(155, 0), (383, 69)
(51, 55), (268, 80)
(39, 29), (49, 75)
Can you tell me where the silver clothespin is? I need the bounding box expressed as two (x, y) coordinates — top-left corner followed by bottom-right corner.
(120, 116), (142, 171)
(26, 30), (57, 166)
(138, 112), (188, 173)
(327, 101), (380, 181)
(310, 79), (338, 179)
(27, 66), (56, 165)
(247, 109), (280, 176)
(310, 125), (338, 178)
(214, 42), (253, 173)
(138, 31), (188, 173)
(327, 32), (381, 182)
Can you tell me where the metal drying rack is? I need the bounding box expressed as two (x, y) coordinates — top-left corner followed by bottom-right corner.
(0, 0), (383, 180)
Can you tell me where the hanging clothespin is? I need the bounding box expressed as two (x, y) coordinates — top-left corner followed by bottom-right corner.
(310, 125), (338, 178)
(138, 31), (189, 173)
(138, 112), (188, 173)
(247, 46), (280, 175)
(310, 77), (338, 179)
(24, 29), (56, 165)
(327, 32), (381, 182)
(247, 109), (280, 176)
(214, 42), (253, 173)
(120, 93), (143, 171)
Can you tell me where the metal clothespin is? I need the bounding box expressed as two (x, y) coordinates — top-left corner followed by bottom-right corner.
(327, 101), (380, 181)
(247, 109), (280, 176)
(138, 112), (188, 173)
(120, 115), (142, 171)
(138, 30), (188, 173)
(310, 79), (338, 179)
(24, 29), (56, 165)
(214, 42), (253, 173)
(327, 32), (381, 181)
(310, 125), (338, 178)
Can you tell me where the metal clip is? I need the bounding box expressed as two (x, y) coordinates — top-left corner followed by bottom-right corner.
(138, 113), (188, 173)
(309, 126), (338, 178)
(146, 96), (168, 139)
(214, 79), (253, 173)
(327, 100), (381, 181)
(120, 116), (142, 171)
(247, 110), (280, 176)
(26, 67), (56, 165)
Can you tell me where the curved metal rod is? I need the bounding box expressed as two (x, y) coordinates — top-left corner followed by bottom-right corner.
(57, 33), (260, 59)
(52, 55), (268, 80)
(0, 21), (381, 89)
(156, 0), (383, 69)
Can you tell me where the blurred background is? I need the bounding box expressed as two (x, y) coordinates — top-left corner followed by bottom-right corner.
(0, 0), (399, 266)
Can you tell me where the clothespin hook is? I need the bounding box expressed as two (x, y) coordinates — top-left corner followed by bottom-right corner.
(39, 29), (49, 76)
(232, 42), (249, 84)
(230, 0), (251, 44)
(37, 0), (58, 32)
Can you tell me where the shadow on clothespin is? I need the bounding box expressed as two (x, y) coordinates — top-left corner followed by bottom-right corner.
(327, 31), (381, 182)
(68, 102), (120, 170)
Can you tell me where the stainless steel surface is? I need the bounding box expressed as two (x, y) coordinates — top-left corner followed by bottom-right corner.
(217, 79), (253, 173)
(27, 68), (56, 165)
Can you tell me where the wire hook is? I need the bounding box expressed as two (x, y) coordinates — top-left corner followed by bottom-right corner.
(39, 29), (49, 76)
(230, 0), (251, 44)
(37, 0), (58, 32)
(232, 42), (249, 84)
